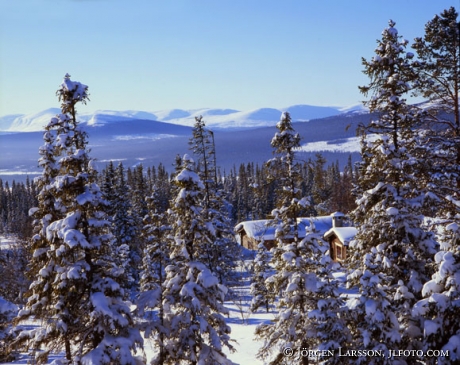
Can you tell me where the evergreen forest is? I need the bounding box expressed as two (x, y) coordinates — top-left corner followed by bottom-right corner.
(1, 7), (460, 365)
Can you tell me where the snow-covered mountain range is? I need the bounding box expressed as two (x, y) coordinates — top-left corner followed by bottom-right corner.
(0, 104), (370, 183)
(0, 104), (366, 132)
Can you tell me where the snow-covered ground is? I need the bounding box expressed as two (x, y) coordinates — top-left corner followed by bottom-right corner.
(1, 254), (267, 364)
(3, 299), (268, 365)
(1, 238), (349, 365)
(296, 134), (379, 154)
(0, 235), (16, 250)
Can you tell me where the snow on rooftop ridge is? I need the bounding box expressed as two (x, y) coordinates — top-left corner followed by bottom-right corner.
(331, 211), (345, 217)
(324, 226), (357, 245)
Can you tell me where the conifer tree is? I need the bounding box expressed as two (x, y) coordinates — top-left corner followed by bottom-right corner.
(189, 116), (216, 208)
(162, 155), (237, 365)
(113, 163), (137, 288)
(347, 21), (437, 361)
(137, 187), (171, 365)
(250, 243), (272, 313)
(129, 165), (149, 280)
(0, 297), (17, 362)
(311, 153), (330, 215)
(101, 161), (117, 218)
(306, 236), (350, 365)
(13, 74), (143, 364)
(412, 6), (460, 197)
(410, 10), (460, 360)
(414, 222), (460, 364)
(155, 163), (171, 213)
(189, 116), (240, 283)
(256, 112), (320, 365)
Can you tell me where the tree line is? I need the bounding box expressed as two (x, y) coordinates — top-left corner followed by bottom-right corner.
(0, 156), (357, 250)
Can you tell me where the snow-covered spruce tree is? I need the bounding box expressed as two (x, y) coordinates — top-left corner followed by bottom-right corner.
(306, 231), (351, 365)
(255, 210), (320, 365)
(137, 187), (171, 365)
(413, 221), (460, 364)
(411, 12), (460, 360)
(21, 113), (61, 301)
(256, 112), (325, 365)
(412, 7), (460, 204)
(13, 74), (144, 365)
(346, 21), (437, 363)
(0, 297), (18, 362)
(250, 242), (272, 313)
(189, 115), (240, 284)
(205, 185), (242, 286)
(162, 154), (237, 365)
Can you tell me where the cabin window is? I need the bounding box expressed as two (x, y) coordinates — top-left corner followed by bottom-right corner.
(336, 244), (344, 261)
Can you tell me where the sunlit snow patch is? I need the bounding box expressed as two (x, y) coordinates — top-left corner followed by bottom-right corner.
(0, 169), (40, 176)
(296, 134), (378, 153)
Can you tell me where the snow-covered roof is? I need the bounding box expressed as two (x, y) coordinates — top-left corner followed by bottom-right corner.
(235, 219), (276, 241)
(235, 216), (336, 241)
(299, 216), (336, 233)
(324, 227), (357, 246)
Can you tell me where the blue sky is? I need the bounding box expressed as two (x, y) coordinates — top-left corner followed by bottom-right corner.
(0, 0), (457, 116)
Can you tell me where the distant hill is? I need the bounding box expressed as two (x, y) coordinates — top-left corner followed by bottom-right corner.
(0, 105), (372, 183)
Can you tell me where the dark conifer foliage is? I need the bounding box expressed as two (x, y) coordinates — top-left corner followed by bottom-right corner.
(0, 179), (37, 303)
(0, 178), (37, 239)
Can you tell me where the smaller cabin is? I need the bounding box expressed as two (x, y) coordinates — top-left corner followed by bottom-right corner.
(323, 212), (357, 262)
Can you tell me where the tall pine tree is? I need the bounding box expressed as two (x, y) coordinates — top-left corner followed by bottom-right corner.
(13, 74), (143, 364)
(347, 21), (437, 363)
(411, 8), (460, 362)
(256, 112), (319, 365)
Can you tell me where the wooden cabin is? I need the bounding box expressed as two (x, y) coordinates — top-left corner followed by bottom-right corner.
(234, 219), (276, 250)
(323, 212), (357, 262)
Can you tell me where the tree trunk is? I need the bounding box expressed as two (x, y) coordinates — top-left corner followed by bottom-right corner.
(65, 337), (71, 361)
